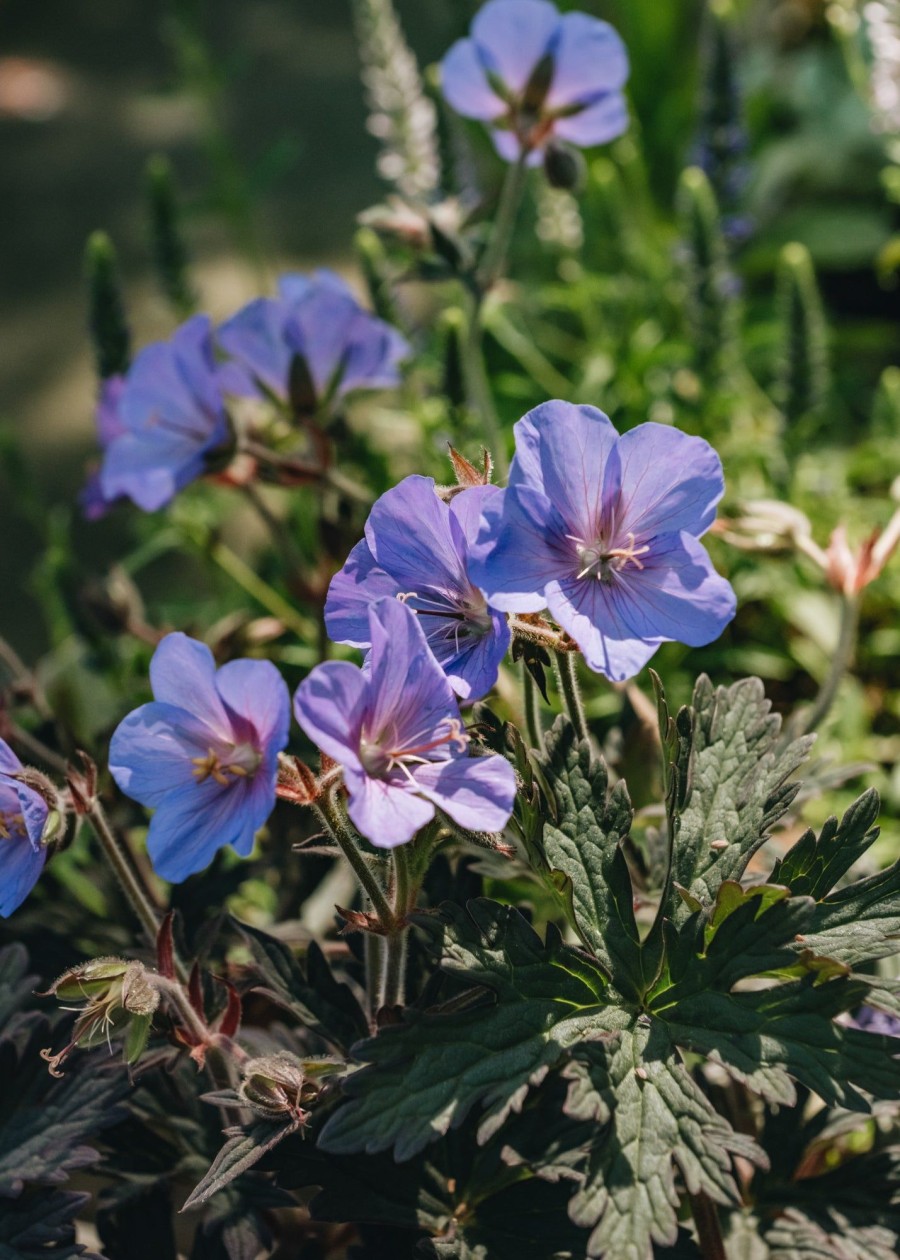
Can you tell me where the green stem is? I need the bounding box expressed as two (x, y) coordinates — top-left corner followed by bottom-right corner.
(553, 649), (589, 743)
(688, 1190), (726, 1260)
(205, 536), (314, 643)
(461, 290), (508, 478)
(479, 154), (529, 291)
(799, 594), (860, 736)
(380, 930), (408, 1010)
(83, 798), (170, 960)
(522, 665), (544, 751)
(313, 789), (394, 928)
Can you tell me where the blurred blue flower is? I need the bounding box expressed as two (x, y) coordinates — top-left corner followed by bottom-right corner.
(80, 374), (128, 520)
(217, 270), (409, 409)
(469, 401), (736, 681)
(325, 476), (510, 700)
(294, 598), (516, 848)
(850, 1005), (900, 1038)
(0, 740), (49, 917)
(97, 316), (232, 513)
(441, 0), (629, 163)
(109, 632), (290, 882)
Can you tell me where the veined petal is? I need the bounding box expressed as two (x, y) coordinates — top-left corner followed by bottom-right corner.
(344, 768), (435, 848)
(109, 701), (218, 807)
(100, 434), (195, 512)
(412, 754), (516, 833)
(14, 780), (50, 850)
(614, 424), (726, 540)
(546, 577), (661, 681)
(472, 0), (560, 95)
(216, 658), (291, 757)
(293, 661), (369, 774)
(441, 38), (508, 120)
(365, 598), (458, 752)
(325, 538), (404, 649)
(149, 633), (231, 737)
(440, 610), (511, 702)
(447, 483), (504, 547)
(339, 317), (409, 397)
(508, 402), (619, 538)
(365, 476), (468, 595)
(545, 14), (629, 109)
(145, 778), (265, 882)
(0, 838), (46, 917)
(552, 92), (629, 147)
(469, 483), (572, 613)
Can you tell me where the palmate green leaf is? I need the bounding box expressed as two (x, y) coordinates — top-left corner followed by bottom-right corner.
(318, 899), (614, 1160)
(563, 1023), (762, 1260)
(535, 717), (645, 999)
(663, 676), (813, 921)
(233, 919), (369, 1053)
(649, 885), (900, 1108)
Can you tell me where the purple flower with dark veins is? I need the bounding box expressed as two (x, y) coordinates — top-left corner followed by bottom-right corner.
(294, 598), (516, 848)
(0, 740), (50, 917)
(441, 0), (629, 164)
(325, 476), (510, 701)
(217, 270), (409, 409)
(98, 316), (232, 512)
(109, 633), (290, 881)
(469, 401), (736, 681)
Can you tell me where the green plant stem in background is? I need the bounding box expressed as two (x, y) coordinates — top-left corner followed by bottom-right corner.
(479, 154), (529, 291)
(314, 788), (394, 928)
(82, 798), (165, 955)
(201, 533), (315, 643)
(523, 665), (544, 751)
(799, 593), (861, 736)
(461, 290), (508, 477)
(553, 649), (590, 743)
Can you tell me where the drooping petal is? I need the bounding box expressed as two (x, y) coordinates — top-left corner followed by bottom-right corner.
(325, 539), (404, 649)
(343, 768), (435, 848)
(339, 317), (409, 397)
(215, 658), (291, 757)
(145, 778), (264, 882)
(469, 483), (573, 613)
(0, 836), (46, 917)
(552, 92), (629, 147)
(608, 532), (737, 648)
(440, 610), (511, 702)
(546, 577), (660, 681)
(508, 402), (619, 538)
(472, 0), (560, 95)
(412, 754), (516, 833)
(121, 316), (221, 443)
(99, 431), (207, 512)
(545, 14), (629, 109)
(365, 598), (458, 753)
(293, 661), (370, 774)
(440, 38), (508, 120)
(109, 701), (218, 807)
(613, 424), (726, 541)
(149, 633), (231, 737)
(217, 297), (294, 401)
(365, 476), (468, 596)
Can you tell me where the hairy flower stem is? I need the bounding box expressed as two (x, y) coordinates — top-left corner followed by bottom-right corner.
(522, 666), (544, 751)
(380, 929), (408, 1010)
(479, 154), (529, 292)
(314, 788), (395, 928)
(553, 649), (590, 744)
(688, 1190), (726, 1260)
(83, 798), (167, 956)
(798, 593), (860, 736)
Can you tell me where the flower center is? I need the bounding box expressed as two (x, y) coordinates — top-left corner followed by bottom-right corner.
(397, 589), (494, 642)
(192, 741), (261, 787)
(572, 532), (651, 583)
(358, 720), (469, 781)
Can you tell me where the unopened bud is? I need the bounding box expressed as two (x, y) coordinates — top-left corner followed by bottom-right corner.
(238, 1052), (331, 1125)
(276, 754), (320, 805)
(543, 141), (586, 192)
(40, 958), (159, 1076)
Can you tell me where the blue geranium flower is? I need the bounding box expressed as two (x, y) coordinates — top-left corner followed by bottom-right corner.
(294, 598), (516, 849)
(325, 476), (510, 701)
(441, 0), (629, 163)
(80, 375), (128, 520)
(469, 401), (736, 681)
(0, 740), (50, 917)
(98, 316), (232, 512)
(109, 633), (290, 881)
(217, 270), (409, 409)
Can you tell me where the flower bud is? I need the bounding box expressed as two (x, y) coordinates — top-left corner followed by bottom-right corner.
(238, 1053), (312, 1124)
(543, 140), (587, 192)
(40, 958), (159, 1076)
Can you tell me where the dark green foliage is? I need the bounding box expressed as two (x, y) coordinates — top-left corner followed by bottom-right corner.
(145, 154), (197, 318)
(775, 241), (831, 433)
(675, 166), (739, 376)
(0, 1189), (105, 1259)
(84, 230), (131, 381)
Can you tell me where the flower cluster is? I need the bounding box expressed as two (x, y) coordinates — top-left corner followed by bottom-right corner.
(441, 0), (629, 163)
(84, 270), (409, 516)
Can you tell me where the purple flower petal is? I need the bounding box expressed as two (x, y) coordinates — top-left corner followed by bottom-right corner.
(365, 476), (468, 595)
(0, 833), (46, 917)
(294, 661), (370, 774)
(545, 14), (629, 109)
(365, 598), (457, 752)
(469, 483), (572, 613)
(216, 658), (291, 755)
(217, 298), (294, 401)
(150, 633), (230, 737)
(615, 424), (725, 540)
(325, 539), (404, 649)
(552, 92), (629, 147)
(109, 702), (215, 806)
(412, 755), (516, 833)
(440, 38), (507, 120)
(546, 577), (660, 681)
(471, 0), (560, 95)
(145, 778), (261, 882)
(344, 768), (435, 849)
